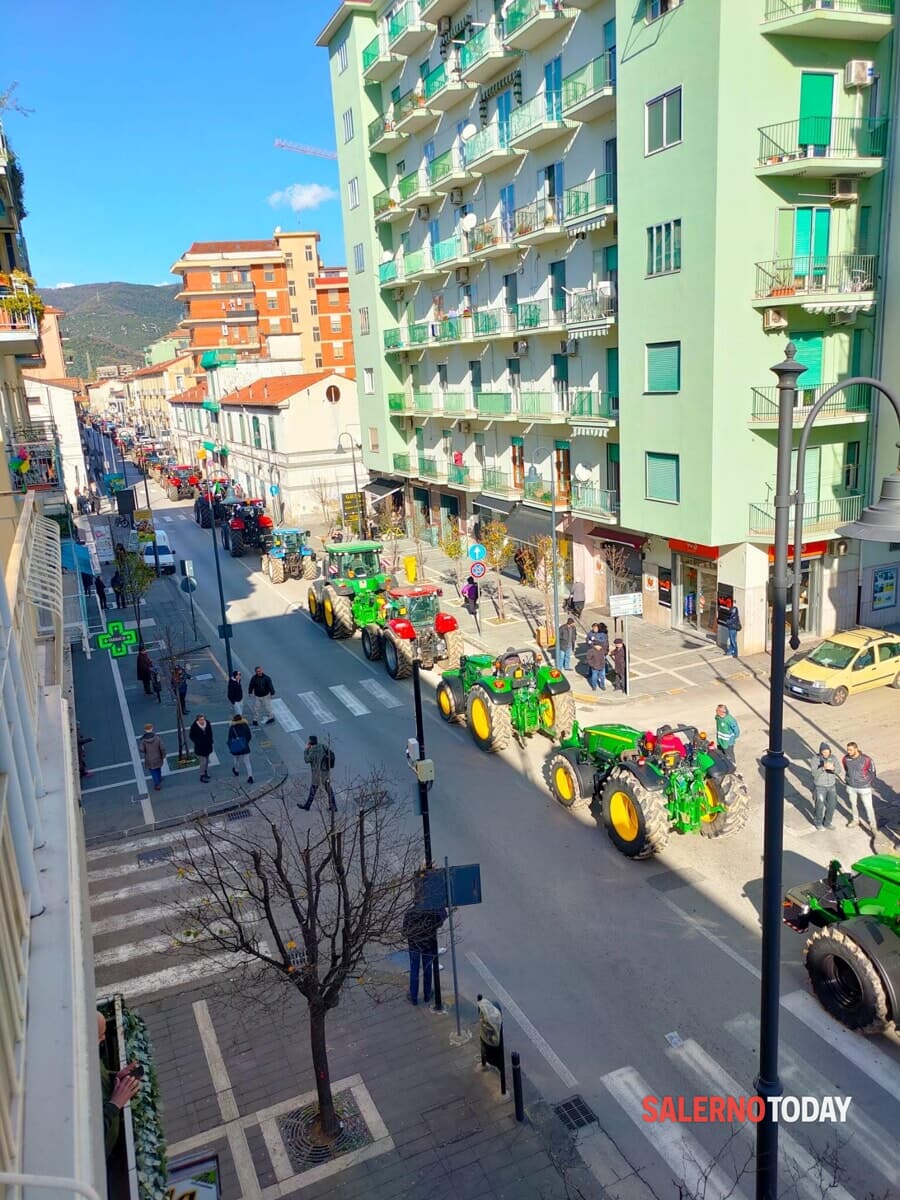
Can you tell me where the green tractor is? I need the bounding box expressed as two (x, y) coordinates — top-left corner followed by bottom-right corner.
(546, 724), (750, 860)
(261, 527), (319, 584)
(436, 648), (575, 753)
(307, 541), (390, 638)
(784, 855), (900, 1034)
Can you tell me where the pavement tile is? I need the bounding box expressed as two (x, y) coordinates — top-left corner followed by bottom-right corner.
(447, 1161), (492, 1200)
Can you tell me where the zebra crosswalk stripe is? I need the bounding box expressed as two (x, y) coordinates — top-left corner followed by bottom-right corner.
(298, 691), (337, 724)
(358, 677), (404, 709)
(329, 684), (370, 717)
(91, 874), (189, 907)
(86, 826), (206, 863)
(270, 697), (302, 732)
(95, 946), (269, 1002)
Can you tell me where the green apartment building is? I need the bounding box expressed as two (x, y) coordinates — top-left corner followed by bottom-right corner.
(318, 0), (899, 654)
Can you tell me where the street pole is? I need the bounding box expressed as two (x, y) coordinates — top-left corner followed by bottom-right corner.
(142, 450), (161, 577)
(205, 371), (235, 677)
(549, 451), (560, 667)
(338, 432), (365, 538)
(411, 656), (442, 1012)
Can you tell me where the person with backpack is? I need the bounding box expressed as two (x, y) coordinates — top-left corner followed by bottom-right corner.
(226, 713), (254, 784)
(300, 735), (336, 811)
(461, 575), (479, 620)
(724, 603), (741, 657)
(842, 742), (878, 830)
(714, 704), (740, 764)
(402, 899), (446, 1006)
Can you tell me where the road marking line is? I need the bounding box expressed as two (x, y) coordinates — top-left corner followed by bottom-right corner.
(94, 932), (187, 967)
(160, 516), (174, 523)
(82, 779), (141, 795)
(87, 827), (207, 861)
(358, 677), (404, 709)
(660, 895), (761, 980)
(782, 990), (900, 1105)
(83, 760), (135, 774)
(668, 1038), (855, 1200)
(122, 617), (156, 629)
(602, 1066), (750, 1200)
(329, 685), (371, 717)
(466, 951), (577, 1089)
(93, 902), (181, 936)
(297, 691), (337, 724)
(270, 697), (303, 732)
(108, 648), (153, 822)
(91, 874), (186, 906)
(89, 846), (210, 883)
(96, 948), (263, 1002)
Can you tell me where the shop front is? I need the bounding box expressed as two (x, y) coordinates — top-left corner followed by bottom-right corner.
(765, 540), (828, 647)
(670, 539), (720, 638)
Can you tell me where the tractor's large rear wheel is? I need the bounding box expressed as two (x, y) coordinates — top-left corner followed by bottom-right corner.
(805, 927), (891, 1034)
(699, 773), (751, 840)
(601, 771), (670, 859)
(467, 685), (512, 753)
(199, 507), (212, 529)
(442, 628), (464, 672)
(229, 530), (244, 558)
(361, 624), (382, 661)
(323, 587), (355, 639)
(167, 485), (179, 502)
(546, 749), (594, 811)
(538, 689), (576, 739)
(383, 630), (414, 679)
(436, 680), (462, 723)
(302, 558), (319, 580)
(267, 557), (286, 584)
(307, 587), (322, 623)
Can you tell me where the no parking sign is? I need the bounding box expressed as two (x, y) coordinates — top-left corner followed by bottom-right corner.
(470, 561), (486, 580)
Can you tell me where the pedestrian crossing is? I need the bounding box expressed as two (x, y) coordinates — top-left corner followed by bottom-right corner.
(245, 676), (411, 734)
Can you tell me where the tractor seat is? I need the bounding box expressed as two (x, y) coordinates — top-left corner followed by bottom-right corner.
(498, 654), (525, 681)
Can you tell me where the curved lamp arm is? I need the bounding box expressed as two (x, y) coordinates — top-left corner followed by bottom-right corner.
(791, 375), (900, 649)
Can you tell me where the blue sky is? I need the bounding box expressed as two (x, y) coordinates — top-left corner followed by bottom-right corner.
(5, 0), (346, 287)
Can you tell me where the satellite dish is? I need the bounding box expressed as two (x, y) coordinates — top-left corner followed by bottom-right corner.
(381, 250), (394, 264)
(460, 212), (477, 232)
(574, 463), (592, 483)
(460, 122), (478, 142)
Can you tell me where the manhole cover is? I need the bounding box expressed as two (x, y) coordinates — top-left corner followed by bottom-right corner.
(554, 1096), (598, 1132)
(227, 809), (250, 822)
(137, 847), (173, 867)
(277, 1091), (372, 1171)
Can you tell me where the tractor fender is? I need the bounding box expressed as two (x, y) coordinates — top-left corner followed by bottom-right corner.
(541, 674), (571, 696)
(435, 611), (458, 634)
(478, 683), (514, 706)
(230, 518), (246, 531)
(705, 750), (736, 779)
(831, 916), (900, 1022)
(333, 584), (355, 597)
(557, 748), (600, 799)
(617, 760), (667, 792)
(389, 618), (417, 640)
(442, 675), (465, 713)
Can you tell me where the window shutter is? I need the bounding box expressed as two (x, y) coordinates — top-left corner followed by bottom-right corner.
(605, 244), (618, 274)
(606, 347), (619, 398)
(608, 443), (620, 464)
(646, 452), (679, 502)
(647, 342), (681, 392)
(789, 332), (823, 388)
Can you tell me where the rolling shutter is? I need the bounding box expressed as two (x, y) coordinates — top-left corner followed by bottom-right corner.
(646, 452), (680, 502)
(646, 342), (681, 392)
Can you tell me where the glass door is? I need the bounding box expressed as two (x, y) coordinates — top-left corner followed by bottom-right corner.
(497, 90), (512, 147)
(545, 56), (562, 122)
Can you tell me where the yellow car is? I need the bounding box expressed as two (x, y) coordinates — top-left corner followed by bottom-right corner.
(784, 628), (900, 706)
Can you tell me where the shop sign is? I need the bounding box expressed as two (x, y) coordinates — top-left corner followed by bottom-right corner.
(658, 566), (672, 609)
(668, 538), (719, 561)
(766, 540), (828, 564)
(716, 583), (735, 626)
(341, 491), (365, 523)
(609, 591), (643, 617)
(134, 508), (155, 543)
(872, 565), (898, 612)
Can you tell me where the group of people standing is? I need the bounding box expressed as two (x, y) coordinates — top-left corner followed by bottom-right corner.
(556, 617), (626, 692)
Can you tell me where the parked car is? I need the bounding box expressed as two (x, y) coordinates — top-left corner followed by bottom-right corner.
(784, 627), (900, 706)
(127, 529), (176, 575)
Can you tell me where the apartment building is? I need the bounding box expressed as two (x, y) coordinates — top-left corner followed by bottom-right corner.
(278, 229), (326, 356)
(144, 327), (191, 366)
(319, 0), (898, 653)
(316, 264), (357, 375)
(124, 353), (193, 435)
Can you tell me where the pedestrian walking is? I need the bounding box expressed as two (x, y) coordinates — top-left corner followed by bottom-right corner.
(402, 901), (446, 1005)
(611, 637), (627, 691)
(136, 646), (154, 695)
(567, 579), (586, 618)
(842, 742), (878, 830)
(513, 547), (528, 583)
(300, 735), (337, 811)
(227, 669), (244, 716)
(77, 725), (93, 778)
(171, 665), (190, 715)
(809, 742), (838, 830)
(94, 576), (107, 611)
(585, 641), (607, 692)
(714, 703), (740, 764)
(151, 665), (162, 703)
(248, 665), (276, 725)
(461, 574), (479, 618)
(110, 569), (126, 609)
(226, 714), (254, 783)
(81, 570), (95, 596)
(188, 714), (214, 783)
(557, 617), (577, 671)
(89, 481), (101, 514)
(139, 724), (166, 791)
(724, 603), (741, 657)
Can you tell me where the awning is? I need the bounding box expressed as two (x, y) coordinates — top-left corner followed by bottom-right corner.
(587, 528), (646, 550)
(504, 504), (564, 546)
(565, 325), (612, 339)
(566, 214), (613, 236)
(570, 425), (613, 438)
(801, 300), (875, 315)
(364, 477), (404, 501)
(473, 494), (516, 516)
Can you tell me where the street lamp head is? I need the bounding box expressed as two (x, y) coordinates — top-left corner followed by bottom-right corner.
(836, 458), (900, 543)
(770, 341), (808, 389)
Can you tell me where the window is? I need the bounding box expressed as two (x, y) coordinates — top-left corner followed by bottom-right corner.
(329, 289), (341, 306)
(264, 267), (276, 282)
(267, 296), (278, 310)
(359, 306), (370, 335)
(647, 220), (682, 276)
(353, 243), (365, 274)
(342, 108), (355, 142)
(315, 353), (323, 368)
(310, 300), (318, 315)
(288, 280), (296, 296)
(368, 427), (380, 452)
(337, 38), (349, 73)
(221, 323), (229, 335)
(646, 87), (682, 154)
(843, 440), (861, 490)
(363, 367), (375, 394)
(313, 328), (321, 342)
(307, 273), (315, 288)
(646, 0), (678, 21)
(284, 253), (293, 268)
(348, 177), (360, 209)
(252, 415), (262, 450)
(290, 307), (298, 322)
(330, 316), (343, 333)
(646, 341), (681, 392)
(646, 452), (680, 503)
(334, 342), (345, 359)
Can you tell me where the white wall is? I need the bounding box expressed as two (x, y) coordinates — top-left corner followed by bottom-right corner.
(23, 380), (86, 504)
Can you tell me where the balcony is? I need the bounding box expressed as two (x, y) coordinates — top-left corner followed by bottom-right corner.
(388, 1), (434, 54)
(509, 93), (575, 151)
(422, 59), (473, 111)
(417, 454), (446, 480)
(473, 306), (516, 338)
(757, 117), (888, 178)
(517, 297), (567, 333)
(362, 33), (401, 81)
(413, 389), (439, 414)
(564, 174), (617, 231)
(399, 168), (440, 208)
(762, 0), (893, 42)
(749, 381), (872, 425)
(568, 390), (619, 424)
(403, 247), (432, 281)
(470, 217), (516, 260)
(431, 234), (469, 270)
(395, 87), (438, 134)
(434, 314), (474, 344)
(384, 327), (404, 352)
(476, 391), (514, 417)
(512, 196), (567, 246)
(753, 254), (877, 310)
(504, 0), (577, 49)
(429, 146), (474, 192)
(0, 277), (41, 356)
(519, 391), (568, 420)
(565, 288), (617, 333)
(464, 121), (521, 174)
(447, 462), (482, 489)
(374, 187), (408, 223)
(570, 482), (619, 520)
(440, 390), (478, 416)
(482, 467), (523, 496)
(393, 453), (414, 474)
(749, 492), (864, 537)
(524, 476), (570, 507)
(459, 25), (520, 84)
(369, 113), (406, 153)
(5, 421), (62, 494)
(421, 0), (461, 17)
(562, 53), (616, 121)
(388, 393), (414, 414)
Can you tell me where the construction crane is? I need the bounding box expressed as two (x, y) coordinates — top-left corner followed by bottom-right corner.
(274, 139), (338, 161)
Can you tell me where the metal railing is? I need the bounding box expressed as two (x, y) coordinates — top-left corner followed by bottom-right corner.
(519, 391), (566, 419)
(368, 114), (398, 147)
(417, 455), (445, 479)
(399, 169), (424, 201)
(470, 217), (514, 254)
(570, 482), (619, 516)
(505, 0), (548, 33)
(0, 777), (28, 1179)
(464, 121), (510, 164)
(373, 188), (400, 218)
(565, 173), (617, 219)
(434, 316), (469, 342)
(749, 382), (872, 423)
(565, 291), (617, 324)
(483, 467), (522, 494)
(569, 391), (619, 420)
(210, 278), (253, 291)
(517, 298), (566, 329)
(749, 492), (864, 535)
(429, 147), (469, 185)
(476, 391), (513, 415)
(423, 61), (450, 100)
(432, 235), (463, 264)
(513, 197), (564, 237)
(758, 117), (889, 165)
(524, 476), (569, 505)
(510, 93), (564, 141)
(397, 87), (430, 123)
(379, 260), (399, 285)
(5, 425), (63, 495)
(460, 25), (507, 71)
(764, 0), (893, 18)
(473, 306), (515, 336)
(388, 0), (422, 44)
(393, 453), (412, 472)
(754, 253), (877, 298)
(562, 53), (615, 111)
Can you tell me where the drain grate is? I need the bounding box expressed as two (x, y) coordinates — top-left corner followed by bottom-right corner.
(227, 808), (251, 822)
(137, 847), (173, 867)
(277, 1092), (372, 1171)
(554, 1095), (598, 1132)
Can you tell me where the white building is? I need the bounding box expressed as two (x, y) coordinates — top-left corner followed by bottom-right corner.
(22, 374), (89, 508)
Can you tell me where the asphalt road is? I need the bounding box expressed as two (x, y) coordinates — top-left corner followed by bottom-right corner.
(95, 468), (900, 1200)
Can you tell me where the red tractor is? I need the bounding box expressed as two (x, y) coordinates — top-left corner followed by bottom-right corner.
(220, 500), (274, 557)
(361, 584), (464, 680)
(164, 465), (200, 501)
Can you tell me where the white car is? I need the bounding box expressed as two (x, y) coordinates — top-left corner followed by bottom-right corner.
(140, 531), (176, 575)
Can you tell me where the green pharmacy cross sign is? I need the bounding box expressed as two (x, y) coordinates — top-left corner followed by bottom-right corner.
(97, 620), (139, 658)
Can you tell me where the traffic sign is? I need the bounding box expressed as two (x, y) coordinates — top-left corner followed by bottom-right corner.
(470, 561), (486, 579)
(180, 559), (195, 578)
(609, 591), (643, 617)
(468, 542), (486, 562)
(218, 623), (233, 639)
(269, 484), (280, 496)
(180, 577), (198, 594)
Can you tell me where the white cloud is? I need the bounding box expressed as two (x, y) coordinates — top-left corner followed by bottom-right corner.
(155, 280), (176, 287)
(267, 183), (338, 213)
(54, 281), (76, 289)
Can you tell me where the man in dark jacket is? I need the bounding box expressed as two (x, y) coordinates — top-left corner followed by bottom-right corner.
(725, 604), (741, 657)
(300, 735), (336, 811)
(248, 665), (276, 725)
(585, 641), (607, 691)
(809, 742), (838, 830)
(611, 637), (627, 691)
(557, 617), (577, 670)
(402, 903), (446, 1005)
(842, 742), (877, 829)
(189, 714), (214, 783)
(227, 669), (243, 715)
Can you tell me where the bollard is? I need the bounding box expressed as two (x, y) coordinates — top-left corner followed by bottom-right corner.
(511, 1051), (524, 1122)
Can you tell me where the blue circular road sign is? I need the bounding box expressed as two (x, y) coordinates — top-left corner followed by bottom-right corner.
(468, 543), (487, 562)
(180, 577), (198, 593)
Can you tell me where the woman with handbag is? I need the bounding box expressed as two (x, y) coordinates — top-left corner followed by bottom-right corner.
(226, 714), (254, 784)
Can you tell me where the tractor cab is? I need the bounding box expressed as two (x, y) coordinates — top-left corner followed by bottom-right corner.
(385, 584), (441, 626)
(325, 541), (384, 582)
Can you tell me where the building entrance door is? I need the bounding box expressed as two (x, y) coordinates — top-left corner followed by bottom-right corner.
(681, 560), (718, 635)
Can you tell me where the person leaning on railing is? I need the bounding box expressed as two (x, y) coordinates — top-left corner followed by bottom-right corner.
(97, 1011), (141, 1157)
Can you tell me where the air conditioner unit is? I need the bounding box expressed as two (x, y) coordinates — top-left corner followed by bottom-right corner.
(437, 15), (451, 34)
(763, 308), (789, 331)
(845, 59), (875, 88)
(449, 187), (464, 205)
(455, 266), (470, 284)
(513, 339), (529, 354)
(417, 205), (431, 221)
(562, 338), (579, 356)
(830, 310), (858, 327)
(458, 421), (472, 434)
(830, 177), (858, 202)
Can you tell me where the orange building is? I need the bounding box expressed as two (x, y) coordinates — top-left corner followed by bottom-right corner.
(314, 266), (354, 379)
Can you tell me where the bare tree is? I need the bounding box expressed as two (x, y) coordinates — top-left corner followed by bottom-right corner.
(482, 520), (512, 622)
(0, 82), (33, 117)
(170, 779), (419, 1141)
(438, 515), (467, 595)
(602, 543), (638, 597)
(376, 506), (406, 574)
(310, 475), (337, 530)
(157, 625), (194, 762)
(525, 534), (556, 641)
(116, 549), (156, 641)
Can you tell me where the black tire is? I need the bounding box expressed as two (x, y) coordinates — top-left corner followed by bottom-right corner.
(302, 557), (319, 580)
(167, 485), (179, 502)
(436, 680), (462, 723)
(362, 624), (382, 661)
(699, 772), (751, 839)
(805, 927), (891, 1034)
(229, 529), (244, 558)
(546, 749), (593, 811)
(830, 686), (849, 707)
(601, 770), (670, 859)
(307, 587), (322, 623)
(323, 586), (354, 639)
(442, 628), (464, 672)
(467, 685), (512, 753)
(539, 688), (576, 739)
(268, 557), (286, 584)
(199, 507), (212, 529)
(383, 630), (414, 679)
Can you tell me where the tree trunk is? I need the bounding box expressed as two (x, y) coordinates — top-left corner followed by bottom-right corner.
(496, 567), (505, 621)
(308, 1006), (339, 1138)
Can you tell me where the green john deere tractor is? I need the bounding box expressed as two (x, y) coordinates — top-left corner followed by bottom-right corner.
(546, 723), (751, 860)
(784, 855), (900, 1034)
(307, 541), (390, 638)
(436, 648), (575, 753)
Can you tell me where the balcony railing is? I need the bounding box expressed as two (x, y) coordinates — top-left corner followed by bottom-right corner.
(754, 254), (877, 299)
(758, 117), (889, 165)
(523, 476), (569, 505)
(384, 328), (403, 350)
(394, 453), (412, 473)
(396, 87), (431, 124)
(473, 306), (515, 336)
(482, 467), (522, 495)
(464, 121), (511, 164)
(448, 463), (479, 486)
(429, 147), (470, 186)
(210, 278), (253, 291)
(388, 393), (411, 412)
(565, 290), (617, 324)
(570, 482), (619, 517)
(519, 391), (566, 419)
(404, 248), (428, 276)
(414, 390), (437, 412)
(517, 298), (566, 330)
(749, 493), (864, 536)
(373, 186), (401, 217)
(565, 173), (617, 220)
(763, 0), (893, 17)
(362, 35), (381, 70)
(442, 390), (475, 412)
(379, 259), (399, 285)
(388, 0), (424, 43)
(513, 197), (564, 238)
(423, 61), (451, 100)
(434, 316), (468, 342)
(399, 170), (423, 201)
(417, 455), (445, 480)
(749, 382), (872, 423)
(509, 93), (565, 140)
(471, 217), (514, 254)
(6, 423), (62, 494)
(409, 320), (432, 344)
(476, 391), (513, 415)
(562, 53), (615, 111)
(460, 25), (504, 71)
(432, 234), (463, 265)
(569, 391), (619, 420)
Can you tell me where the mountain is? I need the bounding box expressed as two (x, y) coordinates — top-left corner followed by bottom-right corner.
(40, 282), (183, 378)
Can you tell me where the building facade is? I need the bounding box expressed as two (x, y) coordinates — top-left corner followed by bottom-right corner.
(315, 264), (356, 376)
(144, 328), (191, 366)
(124, 354), (193, 435)
(319, 0), (897, 652)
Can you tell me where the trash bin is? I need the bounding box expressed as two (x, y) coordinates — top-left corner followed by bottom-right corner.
(404, 554), (417, 583)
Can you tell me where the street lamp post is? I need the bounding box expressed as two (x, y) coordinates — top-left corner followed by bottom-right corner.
(337, 431), (364, 538)
(756, 344), (900, 1200)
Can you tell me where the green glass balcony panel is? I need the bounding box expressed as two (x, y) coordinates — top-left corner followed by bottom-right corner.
(404, 248), (427, 274)
(564, 173), (617, 218)
(435, 317), (461, 341)
(428, 148), (454, 184)
(432, 235), (461, 264)
(409, 321), (431, 344)
(388, 393), (407, 412)
(397, 88), (429, 121)
(523, 477), (554, 503)
(362, 36), (381, 71)
(384, 328), (402, 350)
(516, 299), (550, 329)
(505, 0), (542, 34)
(473, 307), (503, 335)
(413, 390), (435, 411)
(373, 187), (397, 216)
(388, 1), (419, 44)
(562, 53), (614, 110)
(483, 467), (514, 492)
(465, 121), (506, 161)
(398, 170), (420, 200)
(393, 453), (412, 472)
(379, 260), (398, 284)
(460, 24), (490, 70)
(423, 61), (448, 100)
(417, 455), (441, 478)
(569, 391), (617, 419)
(476, 391), (512, 415)
(448, 463), (473, 485)
(442, 391), (469, 412)
(519, 392), (556, 417)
